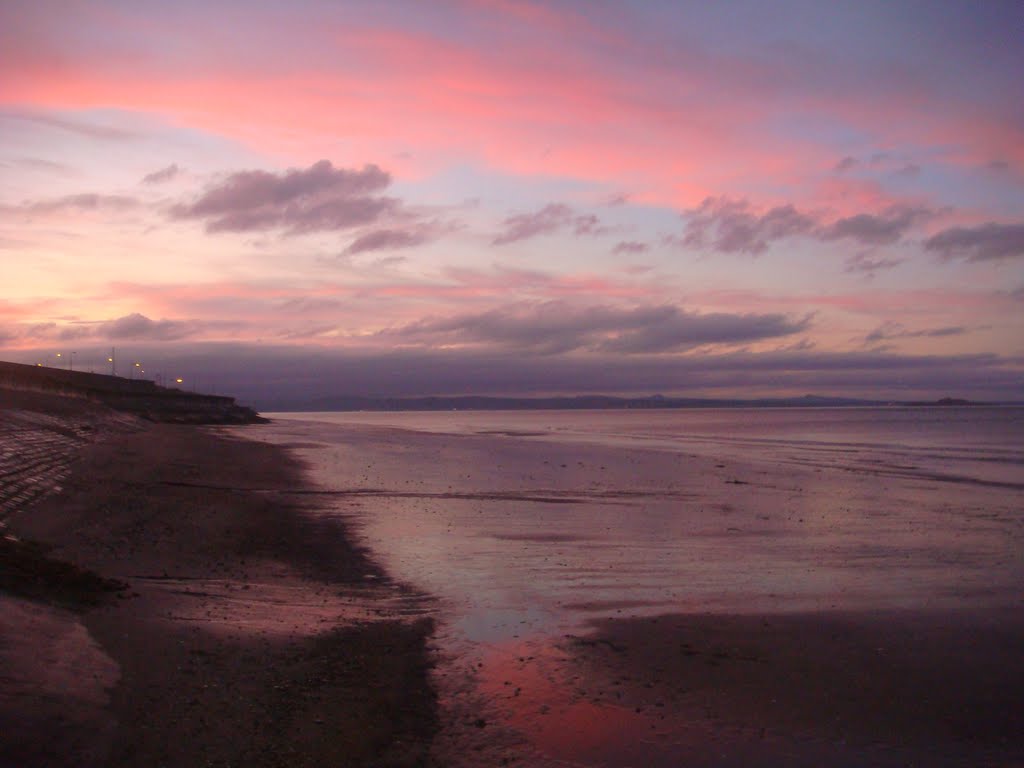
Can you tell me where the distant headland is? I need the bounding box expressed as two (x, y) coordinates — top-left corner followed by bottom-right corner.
(260, 392), (989, 412)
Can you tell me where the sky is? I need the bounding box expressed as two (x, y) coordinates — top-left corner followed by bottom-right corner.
(1, 0), (1023, 404)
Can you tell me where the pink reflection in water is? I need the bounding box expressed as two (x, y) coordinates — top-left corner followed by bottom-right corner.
(448, 639), (705, 767)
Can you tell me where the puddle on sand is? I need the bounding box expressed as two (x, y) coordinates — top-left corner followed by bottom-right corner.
(430, 631), (779, 768)
(431, 636), (675, 767)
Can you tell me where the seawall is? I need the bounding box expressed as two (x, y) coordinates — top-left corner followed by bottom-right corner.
(0, 360), (265, 424)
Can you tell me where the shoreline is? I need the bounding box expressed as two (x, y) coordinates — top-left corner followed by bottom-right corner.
(260, 411), (1024, 767)
(4, 395), (1023, 766)
(0, 393), (437, 767)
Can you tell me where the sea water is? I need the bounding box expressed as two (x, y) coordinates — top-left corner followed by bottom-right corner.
(256, 406), (1024, 764)
(263, 406), (1023, 618)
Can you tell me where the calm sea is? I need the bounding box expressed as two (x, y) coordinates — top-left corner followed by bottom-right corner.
(262, 406), (1023, 627)
(259, 406), (1024, 765)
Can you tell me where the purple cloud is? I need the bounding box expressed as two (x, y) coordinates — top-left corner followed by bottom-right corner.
(600, 309), (812, 354)
(821, 205), (933, 246)
(865, 322), (968, 344)
(684, 197), (935, 254)
(612, 240), (649, 255)
(382, 302), (810, 354)
(895, 163), (921, 178)
(834, 156), (858, 173)
(682, 197), (816, 255)
(6, 157), (73, 174)
(0, 109), (139, 141)
(101, 313), (193, 341)
(493, 203), (609, 245)
(142, 164), (180, 184)
(171, 160), (396, 234)
(844, 253), (905, 275)
(0, 313), (216, 345)
(8, 193), (139, 214)
(924, 223), (1024, 262)
(573, 213), (605, 236)
(344, 227), (432, 255)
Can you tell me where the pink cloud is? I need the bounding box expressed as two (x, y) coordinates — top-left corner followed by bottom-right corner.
(90, 267), (661, 336)
(696, 288), (1014, 318)
(4, 1), (1020, 220)
(439, 266), (656, 301)
(0, 15), (879, 209)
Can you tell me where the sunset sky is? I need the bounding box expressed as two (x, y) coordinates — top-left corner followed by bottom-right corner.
(2, 0), (1022, 403)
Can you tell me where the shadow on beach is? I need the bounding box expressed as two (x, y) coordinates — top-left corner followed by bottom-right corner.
(555, 610), (1024, 767)
(0, 393), (438, 767)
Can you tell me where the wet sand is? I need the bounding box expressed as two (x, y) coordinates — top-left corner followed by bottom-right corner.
(0, 394), (436, 767)
(561, 610), (1024, 767)
(5, 399), (1022, 766)
(260, 410), (1024, 767)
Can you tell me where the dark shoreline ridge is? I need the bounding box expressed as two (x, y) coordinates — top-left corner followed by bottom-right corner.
(0, 360), (265, 424)
(0, 386), (437, 766)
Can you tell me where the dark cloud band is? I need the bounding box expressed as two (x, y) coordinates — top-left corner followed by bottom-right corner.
(382, 301), (811, 354)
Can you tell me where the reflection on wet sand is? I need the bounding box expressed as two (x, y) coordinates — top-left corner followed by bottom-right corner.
(434, 610), (1024, 767)
(463, 640), (693, 768)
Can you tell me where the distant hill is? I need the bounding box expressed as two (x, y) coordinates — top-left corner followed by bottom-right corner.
(260, 392), (901, 412)
(251, 392), (1007, 412)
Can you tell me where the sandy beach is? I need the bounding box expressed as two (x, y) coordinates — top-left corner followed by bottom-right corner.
(561, 610), (1024, 767)
(260, 409), (1024, 767)
(0, 391), (436, 767)
(3, 394), (1023, 767)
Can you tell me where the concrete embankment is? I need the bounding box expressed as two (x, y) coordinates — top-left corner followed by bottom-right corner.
(0, 360), (264, 424)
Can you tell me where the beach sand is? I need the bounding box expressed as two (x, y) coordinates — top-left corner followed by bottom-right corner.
(259, 412), (1024, 767)
(4, 397), (1023, 767)
(0, 394), (436, 767)
(557, 610), (1024, 767)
